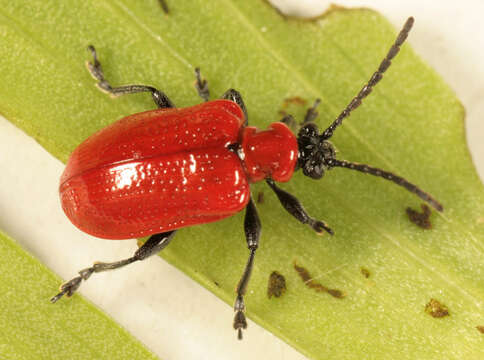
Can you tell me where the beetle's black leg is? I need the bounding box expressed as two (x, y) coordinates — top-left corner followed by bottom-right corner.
(233, 197), (261, 340)
(221, 89), (248, 126)
(303, 99), (321, 124)
(86, 45), (174, 109)
(280, 114), (297, 128)
(158, 0), (169, 14)
(51, 231), (176, 303)
(266, 178), (334, 235)
(194, 67), (209, 102)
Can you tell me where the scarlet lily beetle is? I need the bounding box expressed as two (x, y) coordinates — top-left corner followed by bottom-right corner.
(51, 17), (443, 339)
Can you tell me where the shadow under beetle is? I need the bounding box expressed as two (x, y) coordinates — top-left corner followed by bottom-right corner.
(51, 17), (443, 339)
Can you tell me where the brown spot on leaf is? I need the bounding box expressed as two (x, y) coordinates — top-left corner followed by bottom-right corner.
(425, 298), (449, 318)
(282, 96), (307, 108)
(278, 97), (307, 121)
(293, 262), (345, 299)
(476, 325), (484, 334)
(267, 271), (287, 298)
(326, 289), (344, 299)
(257, 191), (265, 204)
(361, 267), (370, 278)
(406, 203), (432, 229)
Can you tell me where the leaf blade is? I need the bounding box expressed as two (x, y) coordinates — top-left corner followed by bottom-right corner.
(0, 1), (483, 359)
(0, 230), (158, 359)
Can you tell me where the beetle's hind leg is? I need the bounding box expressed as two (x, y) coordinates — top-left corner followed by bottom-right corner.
(86, 45), (174, 109)
(51, 231), (176, 303)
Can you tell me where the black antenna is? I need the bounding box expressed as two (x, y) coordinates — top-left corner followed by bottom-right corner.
(321, 17), (414, 140)
(330, 159), (443, 211)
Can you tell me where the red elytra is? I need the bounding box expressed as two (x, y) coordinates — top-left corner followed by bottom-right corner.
(60, 99), (298, 239)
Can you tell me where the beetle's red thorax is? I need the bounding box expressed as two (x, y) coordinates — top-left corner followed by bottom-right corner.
(239, 122), (298, 183)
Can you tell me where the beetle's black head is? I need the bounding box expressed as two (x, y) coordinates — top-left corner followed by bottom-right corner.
(296, 123), (336, 179)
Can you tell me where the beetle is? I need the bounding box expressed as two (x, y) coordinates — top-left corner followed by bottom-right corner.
(51, 17), (443, 339)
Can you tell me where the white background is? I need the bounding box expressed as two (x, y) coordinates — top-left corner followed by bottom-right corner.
(0, 1), (482, 359)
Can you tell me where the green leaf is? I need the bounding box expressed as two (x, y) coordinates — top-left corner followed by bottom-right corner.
(1, 1), (483, 359)
(0, 230), (158, 359)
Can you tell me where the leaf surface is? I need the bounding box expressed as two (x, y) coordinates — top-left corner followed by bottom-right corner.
(0, 231), (158, 359)
(0, 1), (483, 359)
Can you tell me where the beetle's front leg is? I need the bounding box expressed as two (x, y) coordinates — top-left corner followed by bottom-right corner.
(266, 179), (334, 235)
(86, 45), (174, 109)
(233, 197), (261, 340)
(303, 99), (321, 124)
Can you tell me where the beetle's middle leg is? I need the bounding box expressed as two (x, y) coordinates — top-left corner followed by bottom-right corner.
(51, 230), (177, 303)
(266, 179), (334, 235)
(193, 67), (210, 102)
(86, 45), (174, 109)
(233, 197), (261, 340)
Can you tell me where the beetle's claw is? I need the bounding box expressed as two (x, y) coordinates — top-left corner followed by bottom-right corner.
(310, 219), (334, 236)
(233, 310), (247, 340)
(50, 291), (66, 303)
(50, 275), (83, 303)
